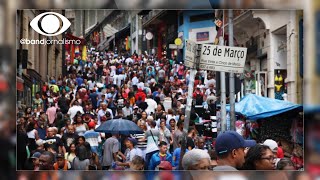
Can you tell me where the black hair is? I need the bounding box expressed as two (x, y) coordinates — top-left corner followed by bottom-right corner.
(276, 158), (294, 170)
(26, 122), (35, 132)
(188, 127), (195, 133)
(41, 151), (55, 164)
(242, 144), (271, 170)
(177, 120), (184, 127)
(158, 141), (167, 147)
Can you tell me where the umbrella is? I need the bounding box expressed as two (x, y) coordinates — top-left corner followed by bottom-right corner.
(95, 119), (143, 135)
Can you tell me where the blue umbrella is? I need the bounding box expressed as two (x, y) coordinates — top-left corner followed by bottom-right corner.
(95, 119), (143, 135)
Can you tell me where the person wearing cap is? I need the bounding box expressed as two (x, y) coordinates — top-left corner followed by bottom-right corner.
(182, 149), (211, 170)
(213, 131), (256, 171)
(53, 153), (71, 170)
(157, 160), (173, 170)
(83, 121), (102, 154)
(116, 137), (143, 168)
(148, 141), (173, 170)
(30, 152), (42, 171)
(193, 85), (204, 105)
(263, 139), (283, 166)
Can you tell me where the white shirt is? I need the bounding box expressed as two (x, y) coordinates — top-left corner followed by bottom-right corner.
(132, 77), (139, 86)
(67, 105), (84, 123)
(145, 98), (157, 115)
(137, 82), (145, 90)
(122, 107), (132, 118)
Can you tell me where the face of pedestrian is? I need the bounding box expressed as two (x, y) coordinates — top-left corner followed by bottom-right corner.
(32, 158), (40, 166)
(197, 138), (205, 149)
(159, 144), (168, 154)
(234, 147), (247, 168)
(47, 128), (54, 138)
(169, 120), (175, 127)
(39, 155), (53, 170)
(125, 139), (133, 148)
(70, 144), (76, 153)
(76, 116), (82, 124)
(160, 121), (166, 128)
(78, 137), (85, 145)
(141, 112), (147, 119)
(254, 149), (276, 170)
(192, 158), (211, 170)
(67, 125), (75, 134)
(57, 157), (65, 168)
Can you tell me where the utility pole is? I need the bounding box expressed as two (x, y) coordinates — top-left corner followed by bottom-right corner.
(228, 10), (236, 131)
(220, 10), (227, 132)
(179, 41), (200, 170)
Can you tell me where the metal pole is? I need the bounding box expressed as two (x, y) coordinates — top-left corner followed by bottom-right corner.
(220, 10), (227, 132)
(228, 10), (236, 131)
(179, 42), (199, 170)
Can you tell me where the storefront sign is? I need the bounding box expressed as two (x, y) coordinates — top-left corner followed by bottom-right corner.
(196, 32), (209, 41)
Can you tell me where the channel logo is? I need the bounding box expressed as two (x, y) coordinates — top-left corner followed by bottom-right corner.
(30, 12), (71, 36)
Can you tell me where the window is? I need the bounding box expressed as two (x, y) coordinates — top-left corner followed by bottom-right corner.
(189, 13), (213, 23)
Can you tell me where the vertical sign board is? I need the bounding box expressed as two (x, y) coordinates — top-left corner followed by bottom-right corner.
(184, 39), (197, 68)
(199, 44), (247, 73)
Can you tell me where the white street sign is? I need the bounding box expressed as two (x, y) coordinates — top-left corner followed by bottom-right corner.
(169, 44), (183, 49)
(200, 44), (247, 73)
(184, 39), (197, 68)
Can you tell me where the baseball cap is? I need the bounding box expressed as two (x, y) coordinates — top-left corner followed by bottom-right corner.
(30, 152), (41, 159)
(158, 161), (173, 170)
(127, 137), (138, 146)
(56, 153), (64, 158)
(263, 139), (278, 152)
(215, 131), (256, 155)
(88, 121), (96, 129)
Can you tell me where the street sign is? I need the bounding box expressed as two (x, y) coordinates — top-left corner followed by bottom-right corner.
(169, 44), (183, 49)
(200, 44), (247, 73)
(185, 39), (197, 68)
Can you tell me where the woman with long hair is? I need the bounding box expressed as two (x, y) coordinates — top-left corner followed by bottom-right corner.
(242, 144), (276, 170)
(65, 143), (77, 163)
(73, 115), (88, 136)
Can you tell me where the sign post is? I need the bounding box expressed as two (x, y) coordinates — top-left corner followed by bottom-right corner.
(179, 39), (198, 170)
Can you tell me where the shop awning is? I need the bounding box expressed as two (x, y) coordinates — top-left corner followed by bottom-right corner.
(226, 94), (302, 120)
(17, 76), (24, 92)
(66, 33), (86, 45)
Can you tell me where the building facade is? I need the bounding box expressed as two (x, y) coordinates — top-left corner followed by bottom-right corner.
(16, 10), (63, 107)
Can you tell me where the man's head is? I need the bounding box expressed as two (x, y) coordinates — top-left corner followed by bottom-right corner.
(215, 131), (256, 169)
(47, 127), (55, 138)
(182, 149), (211, 170)
(177, 120), (184, 130)
(158, 141), (168, 154)
(39, 151), (55, 170)
(56, 153), (66, 169)
(101, 102), (107, 110)
(125, 137), (137, 149)
(197, 137), (205, 150)
(30, 152), (41, 166)
(129, 155), (145, 170)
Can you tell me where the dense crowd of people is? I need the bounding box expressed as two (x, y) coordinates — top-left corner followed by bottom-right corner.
(17, 49), (302, 171)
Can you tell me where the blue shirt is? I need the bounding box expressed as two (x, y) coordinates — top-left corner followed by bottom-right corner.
(76, 77), (84, 86)
(148, 152), (173, 170)
(173, 148), (189, 167)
